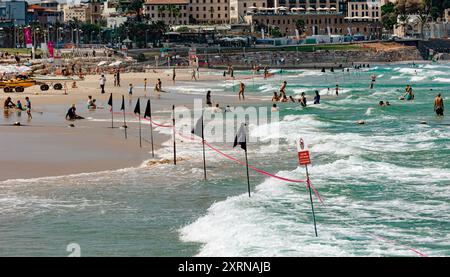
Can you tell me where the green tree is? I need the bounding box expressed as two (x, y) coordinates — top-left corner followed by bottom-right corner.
(270, 27), (282, 38)
(295, 19), (306, 36)
(381, 3), (397, 31)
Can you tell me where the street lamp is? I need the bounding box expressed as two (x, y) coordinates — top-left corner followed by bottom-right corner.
(57, 27), (63, 49)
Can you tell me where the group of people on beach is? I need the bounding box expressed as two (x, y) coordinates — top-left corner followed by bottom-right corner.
(3, 96), (32, 119)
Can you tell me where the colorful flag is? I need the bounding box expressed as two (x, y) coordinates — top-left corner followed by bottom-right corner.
(47, 41), (54, 58)
(24, 27), (32, 48)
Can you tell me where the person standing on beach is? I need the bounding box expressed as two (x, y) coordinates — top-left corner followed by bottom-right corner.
(335, 84), (339, 96)
(172, 68), (176, 83)
(99, 74), (106, 94)
(157, 78), (162, 92)
(434, 93), (444, 116)
(116, 69), (121, 87)
(206, 90), (212, 107)
(113, 71), (117, 87)
(238, 82), (246, 100)
(144, 78), (147, 92)
(128, 83), (134, 97)
(25, 97), (32, 119)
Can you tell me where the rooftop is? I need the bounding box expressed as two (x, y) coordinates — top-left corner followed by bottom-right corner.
(145, 0), (190, 4)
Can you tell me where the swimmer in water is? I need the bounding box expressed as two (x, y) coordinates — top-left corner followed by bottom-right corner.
(434, 93), (444, 116)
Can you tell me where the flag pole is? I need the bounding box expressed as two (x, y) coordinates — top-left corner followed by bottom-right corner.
(111, 100), (114, 129)
(149, 99), (154, 158)
(122, 95), (127, 139)
(305, 164), (318, 237)
(244, 124), (250, 197)
(244, 148), (251, 197)
(139, 112), (142, 148)
(172, 104), (176, 165)
(201, 113), (206, 180)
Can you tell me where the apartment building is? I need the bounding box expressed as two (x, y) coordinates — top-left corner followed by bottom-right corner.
(143, 0), (190, 25)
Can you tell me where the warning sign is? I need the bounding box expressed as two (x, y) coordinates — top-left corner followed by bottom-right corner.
(298, 150), (311, 165)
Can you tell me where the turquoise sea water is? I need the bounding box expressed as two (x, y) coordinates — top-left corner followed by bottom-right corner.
(0, 63), (449, 256)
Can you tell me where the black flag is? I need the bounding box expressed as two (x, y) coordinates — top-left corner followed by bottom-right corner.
(233, 124), (247, 151)
(134, 98), (140, 114)
(120, 95), (125, 111)
(191, 115), (203, 138)
(144, 99), (151, 118)
(108, 93), (113, 107)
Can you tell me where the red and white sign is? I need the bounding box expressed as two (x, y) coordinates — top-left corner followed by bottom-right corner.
(298, 150), (311, 165)
(297, 138), (311, 165)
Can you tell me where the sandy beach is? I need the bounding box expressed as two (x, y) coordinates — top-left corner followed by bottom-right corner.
(1, 68), (286, 181)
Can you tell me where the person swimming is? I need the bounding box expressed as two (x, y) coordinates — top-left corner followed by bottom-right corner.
(271, 103), (278, 112)
(402, 85), (414, 101)
(272, 92), (280, 102)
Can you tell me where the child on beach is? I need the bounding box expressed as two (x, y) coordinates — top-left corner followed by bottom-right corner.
(25, 97), (32, 119)
(128, 84), (133, 97)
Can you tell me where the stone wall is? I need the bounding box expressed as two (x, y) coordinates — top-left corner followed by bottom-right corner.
(205, 46), (423, 68)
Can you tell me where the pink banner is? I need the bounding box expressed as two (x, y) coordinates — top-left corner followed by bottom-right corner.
(47, 41), (54, 58)
(24, 27), (32, 48)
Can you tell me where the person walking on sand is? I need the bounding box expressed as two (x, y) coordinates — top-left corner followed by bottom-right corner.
(238, 81), (246, 100)
(116, 69), (121, 87)
(191, 68), (197, 81)
(434, 93), (444, 116)
(99, 74), (106, 94)
(157, 78), (162, 92)
(172, 68), (176, 83)
(144, 78), (147, 92)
